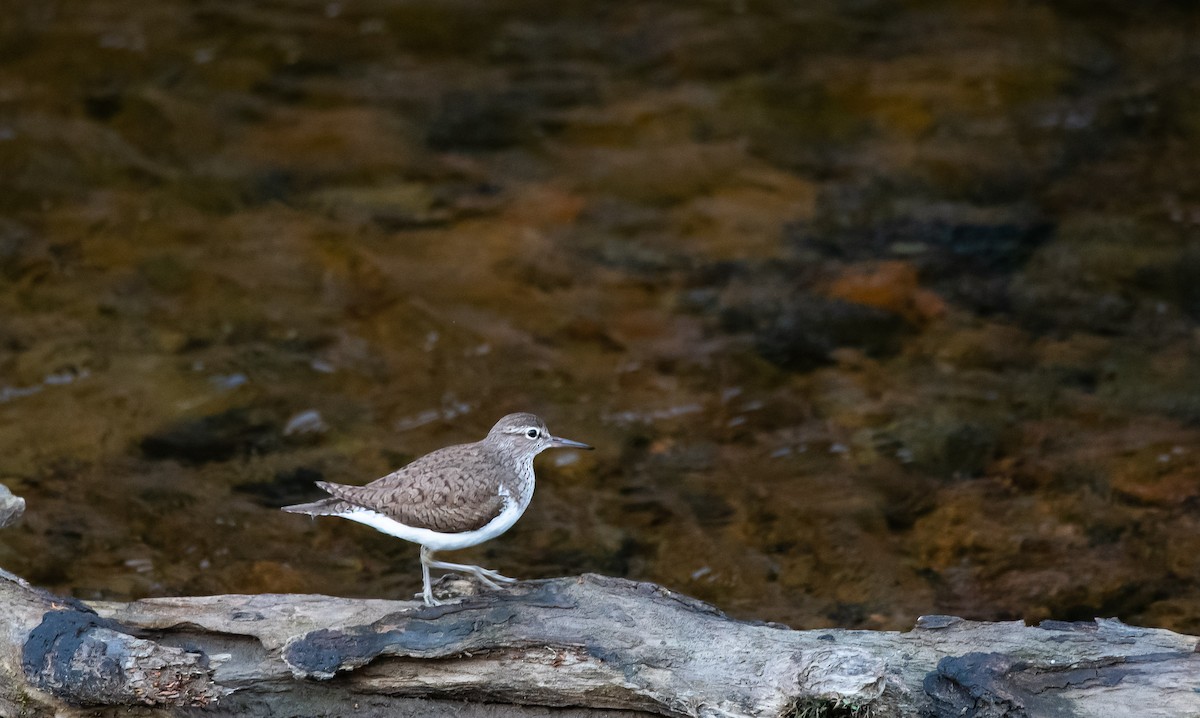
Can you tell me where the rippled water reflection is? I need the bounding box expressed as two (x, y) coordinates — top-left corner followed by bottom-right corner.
(3, 0), (1200, 632)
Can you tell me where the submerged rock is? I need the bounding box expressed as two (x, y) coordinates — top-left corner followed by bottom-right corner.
(788, 213), (1055, 315)
(234, 466), (326, 507)
(721, 293), (913, 372)
(140, 408), (284, 464)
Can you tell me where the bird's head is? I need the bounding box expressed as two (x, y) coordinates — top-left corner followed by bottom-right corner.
(487, 412), (593, 458)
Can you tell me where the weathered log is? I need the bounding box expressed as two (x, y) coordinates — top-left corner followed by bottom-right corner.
(2, 484), (1200, 718)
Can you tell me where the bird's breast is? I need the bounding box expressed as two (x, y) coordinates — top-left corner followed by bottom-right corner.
(506, 459), (536, 510)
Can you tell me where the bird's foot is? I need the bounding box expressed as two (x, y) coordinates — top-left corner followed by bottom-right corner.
(417, 589), (444, 606)
(427, 559), (518, 588)
(472, 569), (516, 588)
(472, 573), (504, 590)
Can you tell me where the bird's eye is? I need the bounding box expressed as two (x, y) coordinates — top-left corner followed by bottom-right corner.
(526, 428), (540, 439)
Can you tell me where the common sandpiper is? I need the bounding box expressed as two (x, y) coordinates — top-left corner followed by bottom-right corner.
(283, 412), (592, 605)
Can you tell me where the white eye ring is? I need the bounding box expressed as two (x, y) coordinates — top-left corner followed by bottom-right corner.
(526, 428), (540, 439)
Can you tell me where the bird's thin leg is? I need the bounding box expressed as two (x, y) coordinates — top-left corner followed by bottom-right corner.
(418, 546), (443, 606)
(425, 557), (518, 586)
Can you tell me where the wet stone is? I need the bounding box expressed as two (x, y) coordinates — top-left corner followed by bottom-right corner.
(0, 483), (25, 528)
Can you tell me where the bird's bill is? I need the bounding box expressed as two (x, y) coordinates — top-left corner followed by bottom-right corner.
(550, 435), (594, 450)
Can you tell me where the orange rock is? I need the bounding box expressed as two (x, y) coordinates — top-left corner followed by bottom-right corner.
(826, 260), (945, 323)
(507, 186), (586, 226)
(1111, 462), (1200, 506)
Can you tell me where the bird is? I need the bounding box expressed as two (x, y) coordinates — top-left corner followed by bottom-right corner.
(282, 412), (592, 605)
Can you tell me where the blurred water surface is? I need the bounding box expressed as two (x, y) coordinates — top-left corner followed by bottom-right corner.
(3, 0), (1200, 631)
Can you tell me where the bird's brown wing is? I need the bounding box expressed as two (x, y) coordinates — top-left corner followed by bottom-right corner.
(317, 445), (507, 533)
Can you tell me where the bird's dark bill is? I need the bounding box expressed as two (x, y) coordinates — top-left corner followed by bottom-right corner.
(550, 436), (593, 450)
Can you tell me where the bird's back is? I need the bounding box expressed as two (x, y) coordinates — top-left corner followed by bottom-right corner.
(315, 439), (519, 534)
(367, 440), (494, 491)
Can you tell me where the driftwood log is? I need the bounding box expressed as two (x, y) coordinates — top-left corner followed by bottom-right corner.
(2, 484), (1200, 718)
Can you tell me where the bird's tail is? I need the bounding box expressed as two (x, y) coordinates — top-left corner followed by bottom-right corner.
(280, 497), (345, 516)
(281, 481), (358, 516)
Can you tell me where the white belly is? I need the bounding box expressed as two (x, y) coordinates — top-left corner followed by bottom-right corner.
(336, 496), (527, 551)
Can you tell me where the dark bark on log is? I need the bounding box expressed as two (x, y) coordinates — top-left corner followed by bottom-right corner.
(2, 484), (1200, 718)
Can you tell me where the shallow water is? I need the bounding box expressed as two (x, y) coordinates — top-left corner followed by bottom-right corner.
(3, 0), (1200, 632)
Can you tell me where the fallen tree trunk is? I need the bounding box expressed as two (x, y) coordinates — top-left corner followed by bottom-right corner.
(2, 486), (1199, 717)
